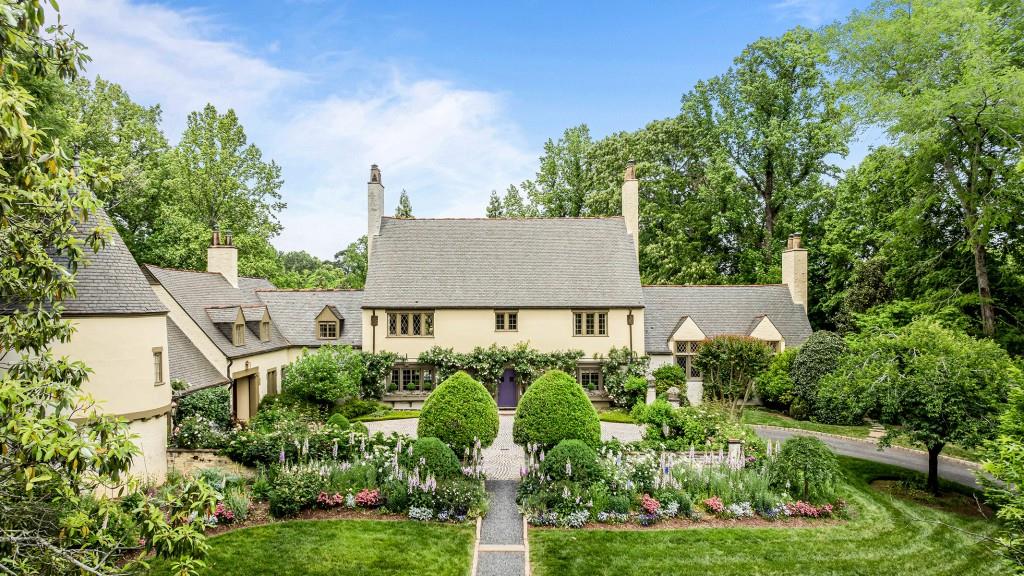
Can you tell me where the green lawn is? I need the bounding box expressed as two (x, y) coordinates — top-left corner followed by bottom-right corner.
(598, 409), (635, 423)
(148, 519), (473, 576)
(354, 409), (421, 422)
(530, 458), (1004, 576)
(741, 408), (980, 462)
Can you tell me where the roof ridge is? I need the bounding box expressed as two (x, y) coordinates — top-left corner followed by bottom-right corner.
(144, 263), (270, 282)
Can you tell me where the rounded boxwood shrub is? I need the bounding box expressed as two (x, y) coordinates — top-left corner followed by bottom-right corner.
(405, 437), (462, 479)
(542, 439), (603, 484)
(418, 371), (499, 454)
(326, 413), (350, 430)
(513, 370), (600, 449)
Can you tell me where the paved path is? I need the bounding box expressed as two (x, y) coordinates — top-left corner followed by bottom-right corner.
(754, 425), (981, 489)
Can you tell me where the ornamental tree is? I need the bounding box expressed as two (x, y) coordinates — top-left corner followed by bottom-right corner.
(692, 335), (773, 417)
(0, 3), (213, 573)
(826, 319), (1017, 495)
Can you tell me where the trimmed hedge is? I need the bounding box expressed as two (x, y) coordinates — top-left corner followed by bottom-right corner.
(542, 439), (603, 484)
(418, 371), (499, 454)
(406, 437), (463, 479)
(513, 370), (601, 449)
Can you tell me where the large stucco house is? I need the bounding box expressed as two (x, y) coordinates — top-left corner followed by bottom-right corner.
(2, 162), (811, 481)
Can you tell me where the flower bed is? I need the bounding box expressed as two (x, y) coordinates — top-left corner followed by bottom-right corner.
(517, 436), (848, 528)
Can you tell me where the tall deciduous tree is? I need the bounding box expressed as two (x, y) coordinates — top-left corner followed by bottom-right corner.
(147, 104), (285, 277)
(831, 0), (1024, 337)
(682, 27), (851, 270)
(65, 77), (169, 254)
(332, 235), (368, 289)
(521, 124), (595, 216)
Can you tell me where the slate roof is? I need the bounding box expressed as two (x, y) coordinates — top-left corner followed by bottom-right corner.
(144, 265), (288, 359)
(363, 217), (644, 309)
(166, 317), (228, 392)
(3, 207), (167, 317)
(642, 285), (812, 355)
(257, 289), (363, 348)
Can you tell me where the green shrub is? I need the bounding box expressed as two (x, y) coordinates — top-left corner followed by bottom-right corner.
(513, 370), (601, 449)
(790, 331), (847, 417)
(770, 436), (842, 502)
(694, 335), (772, 416)
(223, 403), (360, 466)
(418, 371), (499, 453)
(601, 347), (651, 407)
(755, 348), (798, 410)
(334, 398), (385, 420)
(268, 467), (324, 517)
(361, 351), (400, 399)
(175, 386), (231, 429)
(172, 415), (228, 449)
(406, 437), (462, 479)
(326, 413), (350, 430)
(542, 439), (603, 484)
(652, 364), (686, 398)
(282, 345), (366, 406)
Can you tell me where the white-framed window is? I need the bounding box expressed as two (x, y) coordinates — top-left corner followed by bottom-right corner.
(578, 368), (603, 392)
(765, 340), (780, 353)
(318, 320), (338, 339)
(387, 311), (434, 337)
(674, 340), (702, 379)
(152, 348), (164, 385)
(495, 310), (518, 331)
(233, 322), (246, 346)
(388, 364), (437, 392)
(573, 311), (608, 336)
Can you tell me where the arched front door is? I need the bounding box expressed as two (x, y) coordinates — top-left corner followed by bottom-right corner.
(497, 368), (517, 408)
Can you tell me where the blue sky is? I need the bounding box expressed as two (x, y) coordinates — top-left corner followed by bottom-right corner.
(61, 0), (871, 258)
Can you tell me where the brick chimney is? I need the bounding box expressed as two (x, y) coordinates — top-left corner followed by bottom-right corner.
(782, 233), (808, 311)
(621, 161), (639, 261)
(208, 225), (238, 288)
(367, 164), (384, 262)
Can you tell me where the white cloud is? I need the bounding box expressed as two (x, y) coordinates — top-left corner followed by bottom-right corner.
(58, 0), (536, 259)
(60, 0), (299, 137)
(770, 0), (841, 26)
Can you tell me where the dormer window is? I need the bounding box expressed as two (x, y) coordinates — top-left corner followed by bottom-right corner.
(315, 305), (344, 340)
(319, 320), (338, 339)
(260, 319), (271, 342)
(233, 322), (246, 346)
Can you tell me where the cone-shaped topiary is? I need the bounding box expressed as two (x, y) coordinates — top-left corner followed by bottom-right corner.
(418, 371), (499, 454)
(513, 369), (601, 449)
(404, 437), (462, 479)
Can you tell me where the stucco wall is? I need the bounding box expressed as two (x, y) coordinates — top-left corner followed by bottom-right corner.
(361, 308), (645, 358)
(152, 284), (229, 374)
(228, 347), (292, 420)
(51, 315), (171, 417)
(48, 314), (171, 481)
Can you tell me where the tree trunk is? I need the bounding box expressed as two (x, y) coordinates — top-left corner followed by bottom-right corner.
(972, 240), (996, 337)
(927, 444), (944, 496)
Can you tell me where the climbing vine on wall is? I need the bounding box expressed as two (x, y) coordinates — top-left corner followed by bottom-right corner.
(417, 344), (584, 394)
(597, 346), (651, 407)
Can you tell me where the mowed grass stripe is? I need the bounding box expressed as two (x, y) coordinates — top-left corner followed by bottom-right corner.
(529, 458), (1003, 576)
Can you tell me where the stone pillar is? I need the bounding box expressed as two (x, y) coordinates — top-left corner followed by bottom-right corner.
(666, 386), (681, 408)
(645, 380), (657, 405)
(728, 438), (743, 467)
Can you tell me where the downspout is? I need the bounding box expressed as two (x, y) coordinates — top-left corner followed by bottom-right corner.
(226, 358), (235, 421)
(627, 309), (634, 354)
(371, 309), (377, 353)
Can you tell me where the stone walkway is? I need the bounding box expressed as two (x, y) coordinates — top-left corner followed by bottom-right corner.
(365, 415), (643, 576)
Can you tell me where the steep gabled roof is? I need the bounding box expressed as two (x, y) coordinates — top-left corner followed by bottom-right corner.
(144, 265), (288, 358)
(642, 285), (812, 355)
(363, 217), (643, 309)
(166, 317), (227, 392)
(257, 289), (363, 348)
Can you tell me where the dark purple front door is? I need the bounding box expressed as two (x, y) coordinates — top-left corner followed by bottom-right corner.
(498, 369), (517, 408)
